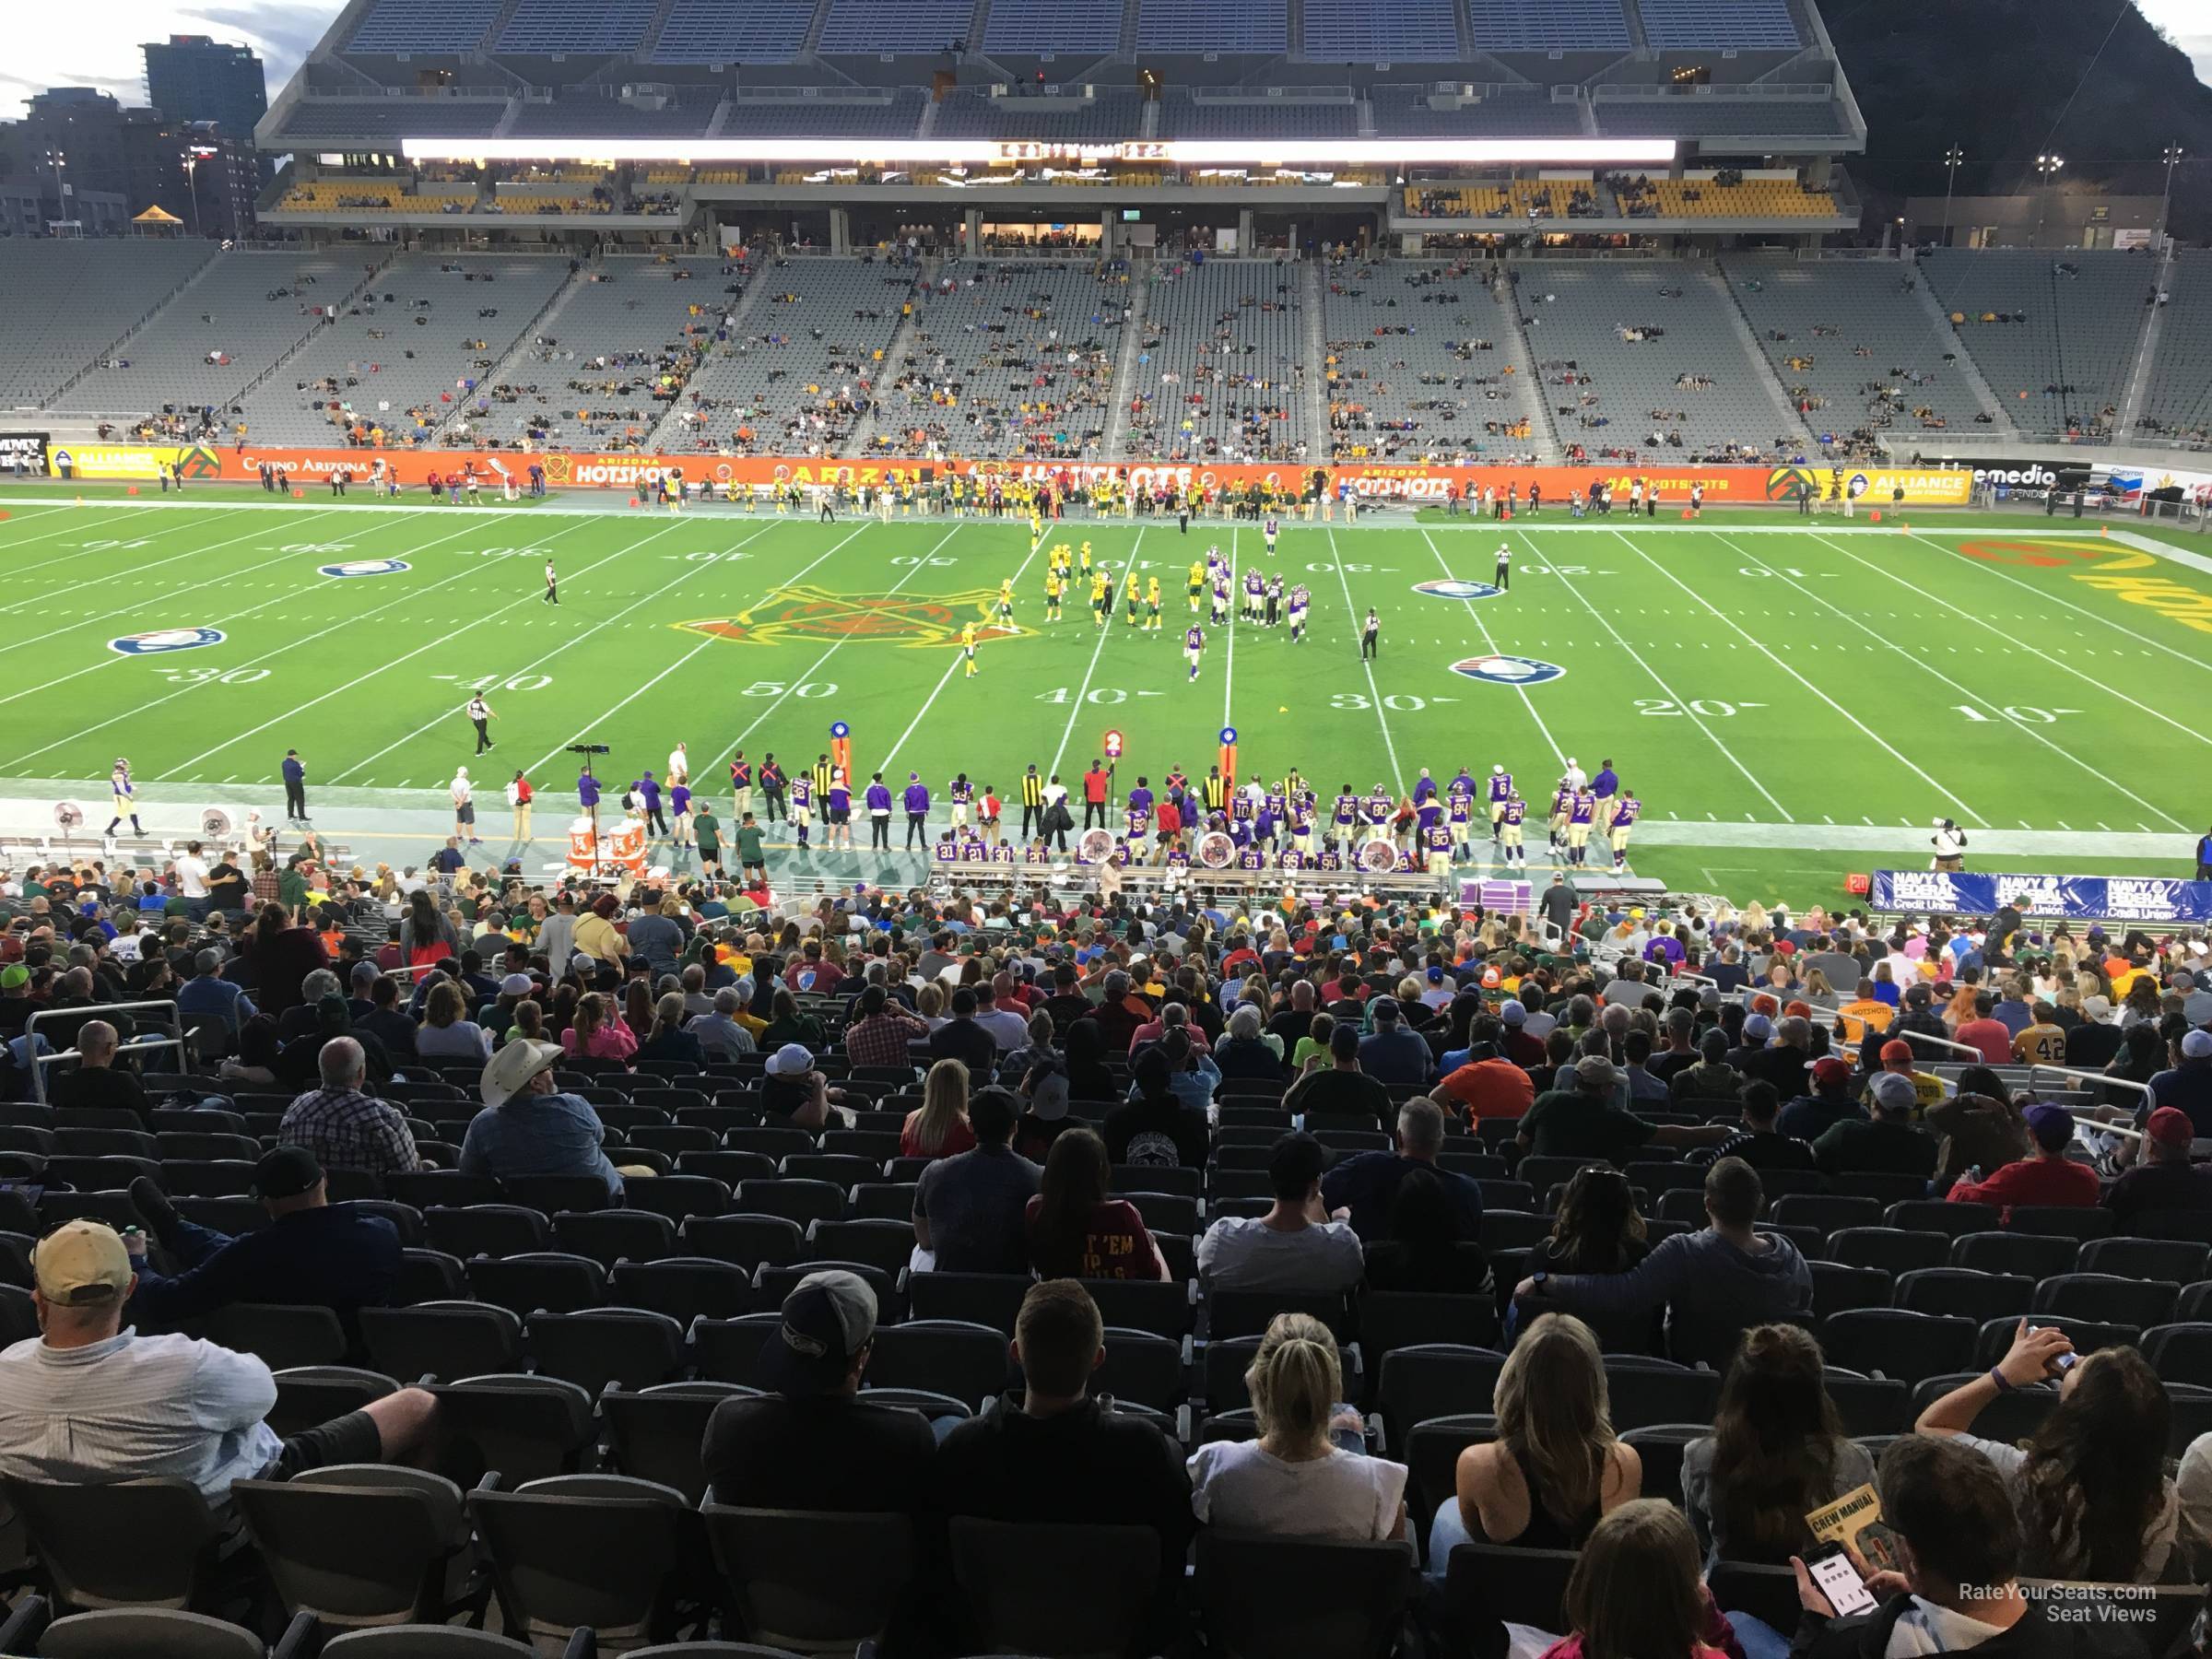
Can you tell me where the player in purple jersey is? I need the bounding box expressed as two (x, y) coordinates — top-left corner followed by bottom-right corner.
(1499, 793), (1527, 866)
(1609, 789), (1641, 871)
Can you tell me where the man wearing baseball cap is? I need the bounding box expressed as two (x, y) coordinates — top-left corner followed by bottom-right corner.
(1812, 1072), (1937, 1181)
(117, 1149), (401, 1344)
(1863, 1039), (1944, 1117)
(2102, 1106), (2212, 1228)
(1947, 1103), (2099, 1209)
(0, 1218), (435, 1507)
(1776, 1054), (1865, 1143)
(700, 1270), (933, 1512)
(458, 1037), (630, 1199)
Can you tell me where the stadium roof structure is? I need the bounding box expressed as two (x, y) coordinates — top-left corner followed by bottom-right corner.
(260, 0), (1866, 159)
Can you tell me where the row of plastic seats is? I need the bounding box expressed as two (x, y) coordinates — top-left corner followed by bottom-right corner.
(5, 1466), (1418, 1659)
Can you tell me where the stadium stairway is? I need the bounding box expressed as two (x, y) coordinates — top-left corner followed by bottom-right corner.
(1301, 261), (1330, 443)
(1102, 270), (1153, 459)
(641, 271), (774, 454)
(228, 250), (404, 420)
(1503, 265), (1566, 459)
(841, 256), (938, 458)
(1491, 263), (1555, 460)
(432, 261), (589, 446)
(1706, 264), (1819, 446)
(2117, 245), (2176, 441)
(1902, 251), (2015, 437)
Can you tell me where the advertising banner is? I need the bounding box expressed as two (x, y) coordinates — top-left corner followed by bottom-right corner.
(34, 444), (1982, 504)
(0, 432), (50, 475)
(1871, 870), (2212, 924)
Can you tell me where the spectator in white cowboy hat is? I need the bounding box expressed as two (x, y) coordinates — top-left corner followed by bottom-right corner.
(459, 1036), (636, 1199)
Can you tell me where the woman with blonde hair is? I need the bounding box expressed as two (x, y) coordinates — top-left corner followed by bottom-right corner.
(1434, 1312), (1641, 1566)
(1186, 1312), (1407, 1540)
(1542, 1500), (1732, 1659)
(901, 1056), (975, 1159)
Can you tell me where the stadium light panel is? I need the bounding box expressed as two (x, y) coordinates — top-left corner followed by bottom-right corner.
(400, 136), (1677, 167)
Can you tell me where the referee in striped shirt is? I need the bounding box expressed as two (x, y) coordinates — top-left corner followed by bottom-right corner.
(1019, 765), (1045, 841)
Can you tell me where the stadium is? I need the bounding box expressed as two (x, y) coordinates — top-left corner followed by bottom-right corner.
(0, 0), (2208, 1652)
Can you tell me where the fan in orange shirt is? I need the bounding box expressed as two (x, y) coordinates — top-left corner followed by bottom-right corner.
(1835, 979), (1894, 1045)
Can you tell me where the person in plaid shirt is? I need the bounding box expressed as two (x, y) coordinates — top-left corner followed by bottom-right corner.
(841, 983), (929, 1071)
(276, 1038), (424, 1177)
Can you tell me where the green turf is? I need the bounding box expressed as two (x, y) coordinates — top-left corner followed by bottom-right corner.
(0, 492), (2206, 912)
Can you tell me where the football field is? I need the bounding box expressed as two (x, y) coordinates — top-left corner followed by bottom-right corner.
(0, 487), (2206, 909)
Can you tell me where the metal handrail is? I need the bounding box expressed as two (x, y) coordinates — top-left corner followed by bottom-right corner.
(2026, 1063), (2151, 1100)
(26, 998), (186, 1106)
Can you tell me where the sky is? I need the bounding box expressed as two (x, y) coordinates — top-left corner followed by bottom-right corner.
(3, 0), (2208, 123)
(0, 1), (341, 123)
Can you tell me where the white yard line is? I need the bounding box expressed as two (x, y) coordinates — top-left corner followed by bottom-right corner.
(1048, 528), (1145, 781)
(1627, 818), (2194, 858)
(0, 508), (347, 625)
(1524, 528), (1794, 819)
(1325, 527), (1403, 791)
(1608, 528), (1988, 828)
(1222, 526), (1238, 730)
(12, 516), (605, 776)
(0, 512), (491, 728)
(1416, 526), (1567, 771)
(0, 507), (152, 571)
(1825, 530), (2212, 747)
(0, 512), (361, 667)
(877, 526), (1055, 780)
(313, 519), (705, 784)
(1734, 533), (2194, 830)
(702, 522), (974, 781)
(1897, 529), (2212, 684)
(523, 521), (855, 776)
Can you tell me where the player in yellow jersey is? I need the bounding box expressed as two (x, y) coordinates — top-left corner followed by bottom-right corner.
(961, 621), (979, 677)
(1029, 516), (1042, 555)
(1123, 570), (1143, 626)
(1043, 570), (1064, 621)
(1187, 560), (1205, 612)
(1145, 577), (1162, 629)
(1091, 570), (1112, 625)
(994, 581), (1014, 627)
(1079, 541), (1093, 578)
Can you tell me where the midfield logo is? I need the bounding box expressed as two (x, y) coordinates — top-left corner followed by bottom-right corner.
(676, 587), (1024, 649)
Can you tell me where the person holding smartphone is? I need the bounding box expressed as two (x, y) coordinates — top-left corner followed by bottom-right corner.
(1915, 1321), (2186, 1586)
(1773, 1437), (2045, 1659)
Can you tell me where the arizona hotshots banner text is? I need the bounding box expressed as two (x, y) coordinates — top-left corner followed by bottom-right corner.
(41, 444), (1974, 507)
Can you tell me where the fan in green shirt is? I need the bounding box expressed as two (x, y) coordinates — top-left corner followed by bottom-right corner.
(735, 821), (767, 865)
(693, 808), (722, 865)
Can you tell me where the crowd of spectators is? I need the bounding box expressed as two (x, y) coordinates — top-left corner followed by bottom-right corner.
(6, 836), (2212, 1651)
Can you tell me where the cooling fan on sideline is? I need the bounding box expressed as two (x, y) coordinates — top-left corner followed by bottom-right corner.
(1196, 830), (1236, 869)
(1359, 838), (1399, 874)
(1077, 828), (1117, 864)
